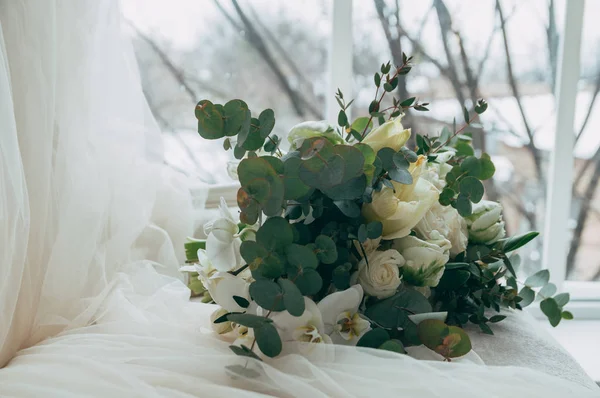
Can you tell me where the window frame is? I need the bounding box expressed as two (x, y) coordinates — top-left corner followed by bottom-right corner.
(201, 0), (600, 313)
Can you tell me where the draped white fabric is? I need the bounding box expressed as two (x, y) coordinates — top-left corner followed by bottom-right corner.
(0, 1), (598, 397)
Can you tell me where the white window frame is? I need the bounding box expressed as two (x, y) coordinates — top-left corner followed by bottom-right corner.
(201, 0), (600, 315)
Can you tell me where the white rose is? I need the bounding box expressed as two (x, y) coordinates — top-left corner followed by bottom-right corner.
(363, 156), (439, 239)
(287, 120), (344, 150)
(354, 249), (405, 299)
(421, 150), (455, 190)
(415, 202), (468, 257)
(362, 115), (411, 153)
(317, 284), (370, 345)
(393, 235), (450, 288)
(210, 307), (233, 334)
(465, 200), (506, 244)
(204, 197), (243, 272)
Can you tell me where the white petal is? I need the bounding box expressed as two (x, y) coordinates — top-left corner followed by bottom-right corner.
(317, 285), (363, 331)
(206, 234), (240, 272)
(209, 273), (249, 312)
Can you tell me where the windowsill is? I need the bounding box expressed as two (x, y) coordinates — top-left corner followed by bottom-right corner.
(539, 319), (600, 382)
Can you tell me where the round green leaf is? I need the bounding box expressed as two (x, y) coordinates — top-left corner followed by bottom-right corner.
(256, 217), (293, 251)
(260, 252), (285, 279)
(417, 319), (449, 349)
(240, 240), (268, 271)
(357, 328), (390, 348)
(478, 153), (496, 180)
(524, 269), (550, 288)
(392, 152), (410, 169)
(460, 156), (482, 178)
(223, 99), (251, 138)
(454, 193), (472, 217)
(445, 326), (472, 358)
(333, 200), (361, 218)
(258, 109), (275, 139)
(254, 322), (282, 358)
(554, 292), (570, 307)
(366, 221), (383, 239)
(289, 268), (322, 295)
(195, 100), (225, 139)
(364, 289), (432, 329)
(519, 286), (535, 307)
(561, 310), (574, 320)
(278, 278), (305, 316)
(399, 147), (419, 163)
(436, 270), (470, 290)
(439, 188), (455, 206)
(233, 145), (246, 159)
(377, 148), (396, 171)
(242, 118), (266, 151)
(388, 167), (413, 185)
(379, 339), (406, 354)
(459, 176), (484, 203)
(299, 155), (345, 190)
(540, 297), (562, 327)
(285, 244), (318, 269)
(314, 235), (338, 264)
(282, 157), (311, 200)
(358, 224), (368, 243)
(249, 280), (285, 311)
(539, 282), (557, 297)
(244, 178), (271, 205)
(323, 175), (367, 201)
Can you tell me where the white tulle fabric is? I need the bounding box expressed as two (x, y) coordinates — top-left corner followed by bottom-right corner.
(0, 1), (598, 397)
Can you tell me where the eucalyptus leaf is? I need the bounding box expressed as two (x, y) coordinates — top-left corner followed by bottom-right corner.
(524, 269), (550, 288)
(254, 323), (283, 357)
(249, 280), (285, 311)
(278, 278), (305, 316)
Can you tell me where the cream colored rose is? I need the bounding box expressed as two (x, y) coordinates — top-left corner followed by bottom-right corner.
(465, 200), (506, 244)
(354, 249), (405, 299)
(362, 156), (439, 239)
(210, 307), (233, 334)
(361, 115), (411, 153)
(415, 201), (468, 257)
(393, 235), (450, 288)
(421, 150), (455, 190)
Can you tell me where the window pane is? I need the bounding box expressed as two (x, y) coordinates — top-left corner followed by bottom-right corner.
(567, 1), (600, 281)
(353, 0), (564, 277)
(123, 0), (330, 184)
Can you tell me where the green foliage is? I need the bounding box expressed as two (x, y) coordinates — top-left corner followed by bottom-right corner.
(190, 60), (565, 363)
(417, 320), (472, 359)
(365, 288), (432, 329)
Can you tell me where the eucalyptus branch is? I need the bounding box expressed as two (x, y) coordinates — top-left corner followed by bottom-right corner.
(431, 113), (479, 153)
(361, 60), (410, 138)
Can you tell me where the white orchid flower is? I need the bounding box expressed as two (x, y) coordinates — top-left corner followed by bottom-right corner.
(317, 284), (370, 345)
(204, 197), (244, 272)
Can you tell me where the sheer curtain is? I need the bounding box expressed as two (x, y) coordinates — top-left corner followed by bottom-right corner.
(0, 0), (192, 366)
(0, 1), (599, 397)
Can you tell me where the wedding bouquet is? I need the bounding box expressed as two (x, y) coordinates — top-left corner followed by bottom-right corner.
(183, 55), (571, 364)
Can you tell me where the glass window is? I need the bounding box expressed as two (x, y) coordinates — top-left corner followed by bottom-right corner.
(353, 0), (566, 277)
(567, 0), (600, 281)
(123, 0), (331, 183)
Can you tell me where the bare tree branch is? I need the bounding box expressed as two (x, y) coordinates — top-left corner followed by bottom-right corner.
(567, 146), (600, 275)
(220, 0), (320, 118)
(130, 23), (198, 100)
(496, 0), (544, 183)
